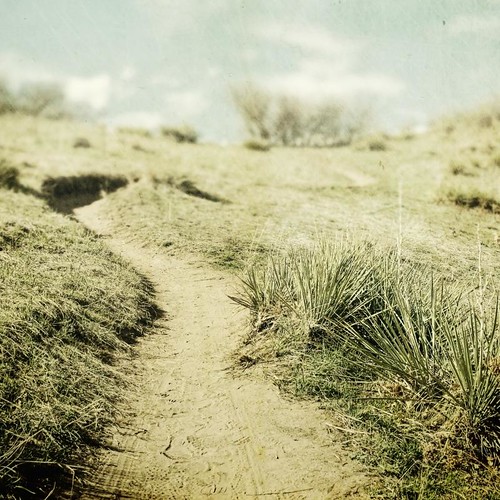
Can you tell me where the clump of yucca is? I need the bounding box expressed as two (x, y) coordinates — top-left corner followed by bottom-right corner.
(232, 238), (500, 460)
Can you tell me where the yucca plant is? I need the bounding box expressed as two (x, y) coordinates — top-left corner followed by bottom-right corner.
(343, 276), (500, 458)
(230, 253), (294, 331)
(232, 239), (380, 338)
(285, 240), (375, 335)
(342, 275), (449, 400)
(440, 300), (500, 457)
(233, 236), (500, 461)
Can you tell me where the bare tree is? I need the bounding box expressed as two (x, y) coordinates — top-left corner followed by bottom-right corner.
(231, 81), (371, 147)
(17, 82), (69, 118)
(302, 101), (343, 146)
(231, 83), (272, 141)
(342, 105), (372, 144)
(274, 95), (304, 146)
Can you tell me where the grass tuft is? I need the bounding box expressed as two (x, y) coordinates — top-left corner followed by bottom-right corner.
(449, 159), (477, 177)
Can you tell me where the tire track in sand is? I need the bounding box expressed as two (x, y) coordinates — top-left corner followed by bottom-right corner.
(75, 199), (370, 499)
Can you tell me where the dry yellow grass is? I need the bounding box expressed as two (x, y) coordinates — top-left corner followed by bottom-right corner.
(0, 183), (156, 497)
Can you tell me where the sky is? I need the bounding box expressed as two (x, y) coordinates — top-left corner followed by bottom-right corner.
(1, 0), (499, 142)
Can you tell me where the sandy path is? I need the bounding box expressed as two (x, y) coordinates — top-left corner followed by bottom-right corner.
(74, 199), (369, 499)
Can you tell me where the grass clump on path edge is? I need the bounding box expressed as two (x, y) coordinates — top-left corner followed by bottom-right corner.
(232, 238), (500, 498)
(0, 190), (157, 498)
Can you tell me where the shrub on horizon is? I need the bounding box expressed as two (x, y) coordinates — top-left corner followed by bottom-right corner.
(368, 138), (387, 151)
(161, 125), (198, 144)
(243, 139), (271, 151)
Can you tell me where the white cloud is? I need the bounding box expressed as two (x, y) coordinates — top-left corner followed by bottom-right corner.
(65, 74), (112, 110)
(266, 69), (403, 101)
(253, 23), (404, 102)
(164, 89), (208, 118)
(207, 67), (221, 79)
(114, 67), (139, 101)
(448, 14), (500, 36)
(0, 52), (54, 88)
(138, 0), (229, 36)
(150, 75), (181, 87)
(256, 22), (361, 60)
(0, 51), (113, 110)
(120, 65), (136, 81)
(267, 58), (403, 99)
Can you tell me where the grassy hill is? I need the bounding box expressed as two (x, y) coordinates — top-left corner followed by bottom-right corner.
(0, 154), (157, 497)
(0, 109), (499, 497)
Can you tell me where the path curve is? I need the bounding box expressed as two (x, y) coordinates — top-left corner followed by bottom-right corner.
(74, 198), (369, 499)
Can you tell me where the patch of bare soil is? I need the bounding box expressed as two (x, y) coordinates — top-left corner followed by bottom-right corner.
(74, 199), (370, 499)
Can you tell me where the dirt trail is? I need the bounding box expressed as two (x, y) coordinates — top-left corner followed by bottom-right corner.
(74, 199), (370, 499)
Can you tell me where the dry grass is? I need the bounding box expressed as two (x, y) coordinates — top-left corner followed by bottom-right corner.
(437, 112), (500, 215)
(442, 166), (500, 214)
(0, 189), (156, 497)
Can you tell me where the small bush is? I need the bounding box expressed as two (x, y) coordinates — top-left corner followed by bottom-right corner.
(243, 139), (271, 151)
(73, 137), (91, 149)
(443, 169), (500, 214)
(492, 155), (500, 168)
(478, 115), (493, 129)
(401, 131), (415, 141)
(0, 159), (20, 190)
(450, 191), (500, 213)
(16, 82), (71, 119)
(41, 174), (129, 214)
(161, 125), (198, 144)
(132, 143), (151, 153)
(445, 124), (455, 135)
(449, 160), (476, 177)
(231, 82), (371, 146)
(368, 139), (387, 151)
